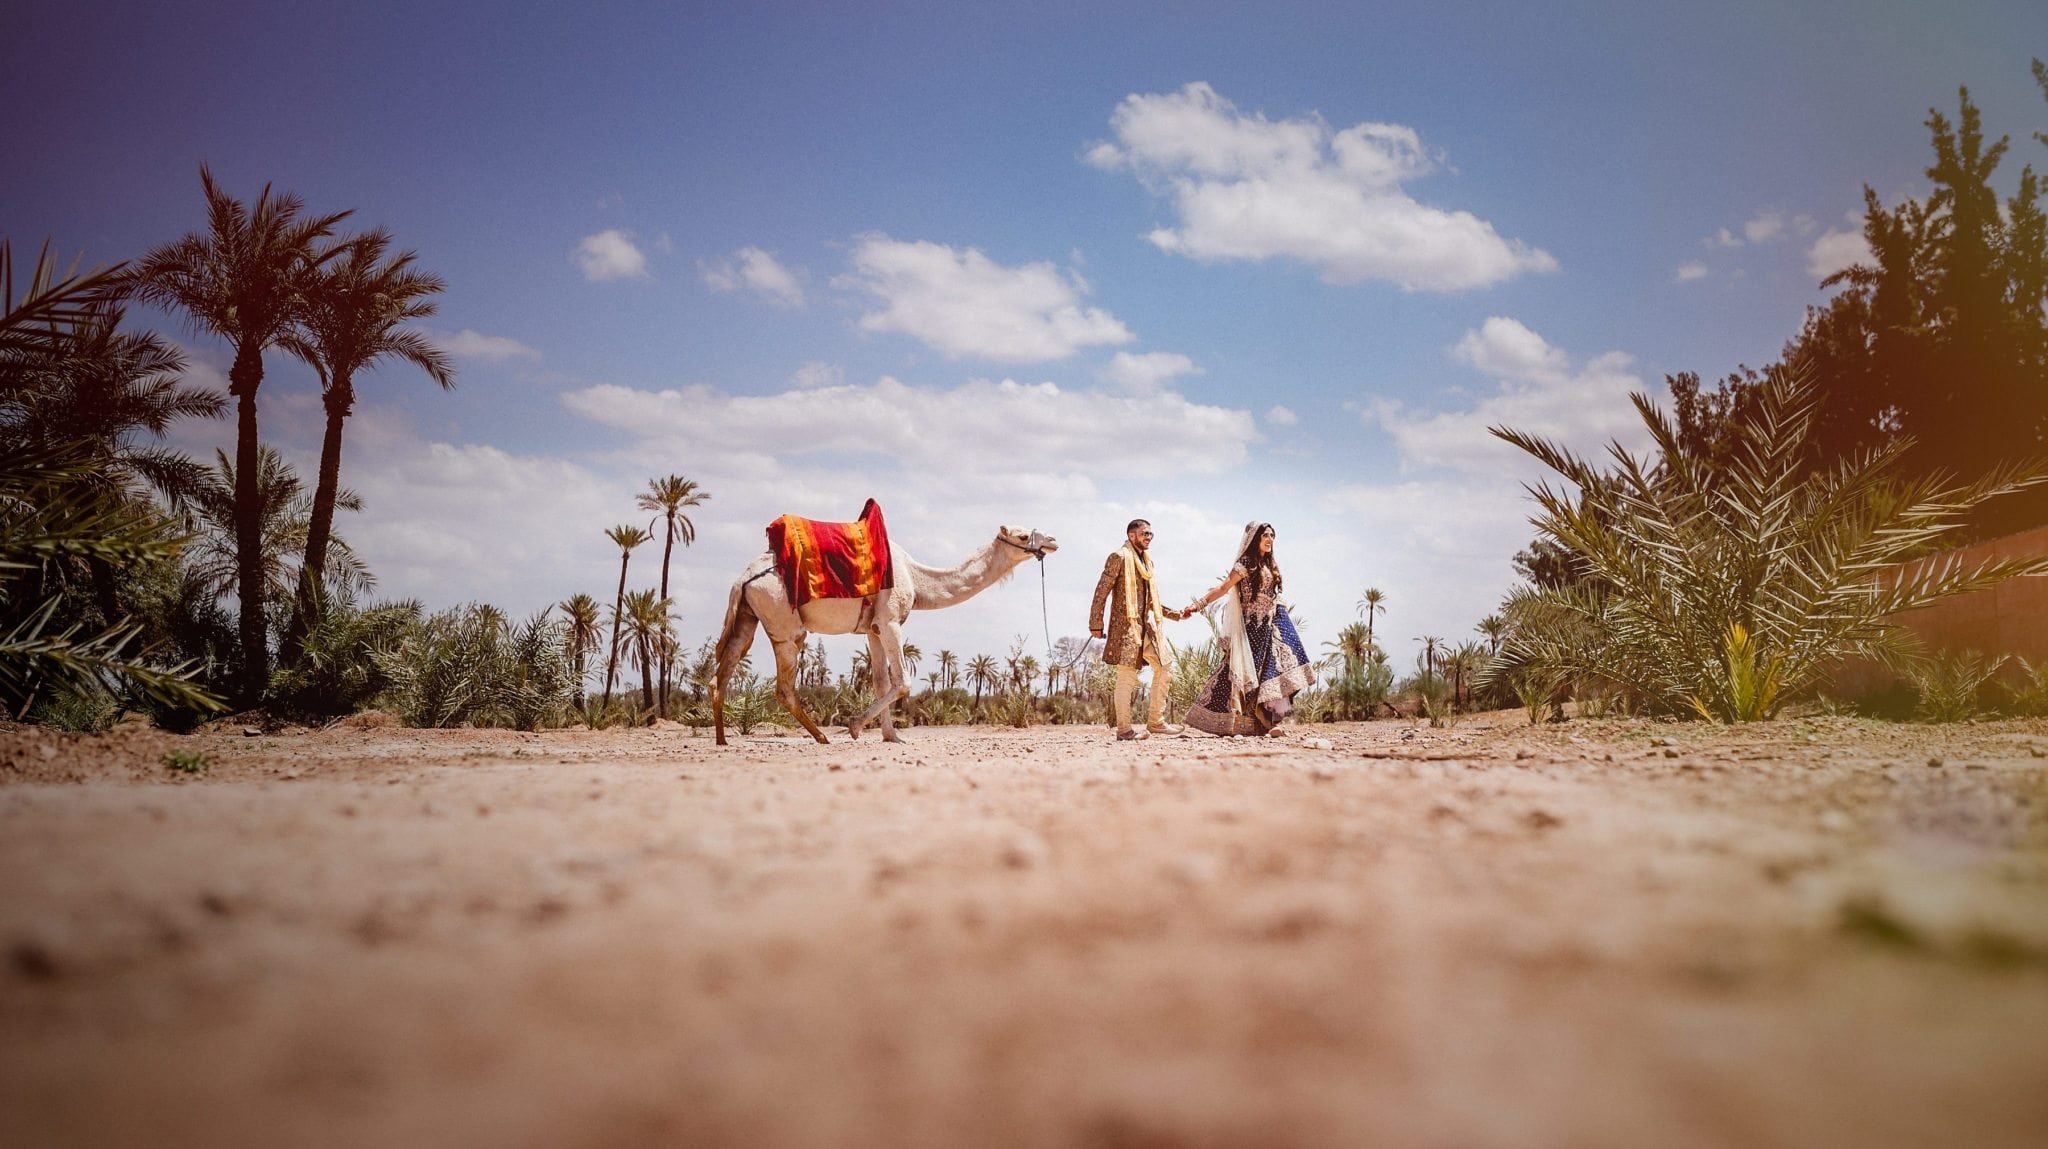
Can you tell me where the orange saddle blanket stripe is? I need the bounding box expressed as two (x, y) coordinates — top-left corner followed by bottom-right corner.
(765, 498), (895, 609)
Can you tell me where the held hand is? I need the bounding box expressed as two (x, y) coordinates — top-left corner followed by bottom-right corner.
(1090, 629), (1104, 639)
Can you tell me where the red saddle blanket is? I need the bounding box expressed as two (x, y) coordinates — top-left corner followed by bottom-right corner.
(766, 498), (895, 609)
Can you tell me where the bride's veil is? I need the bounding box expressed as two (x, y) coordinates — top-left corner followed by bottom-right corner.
(1218, 522), (1262, 707)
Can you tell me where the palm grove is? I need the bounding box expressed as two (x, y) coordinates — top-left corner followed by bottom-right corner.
(8, 68), (2048, 734)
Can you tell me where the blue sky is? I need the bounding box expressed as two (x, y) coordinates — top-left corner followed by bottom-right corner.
(7, 1), (2047, 674)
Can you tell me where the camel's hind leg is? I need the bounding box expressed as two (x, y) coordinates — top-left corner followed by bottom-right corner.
(711, 594), (760, 747)
(770, 635), (830, 744)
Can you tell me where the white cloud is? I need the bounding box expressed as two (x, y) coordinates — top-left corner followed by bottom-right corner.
(1808, 227), (1871, 282)
(790, 361), (843, 389)
(435, 329), (542, 361)
(1743, 211), (1786, 244)
(1674, 261), (1710, 282)
(1088, 82), (1556, 291)
(700, 246), (806, 307)
(1364, 319), (1649, 476)
(574, 229), (649, 281)
(1100, 350), (1201, 393)
(838, 236), (1134, 362)
(1265, 405), (1298, 426)
(1451, 316), (1569, 384)
(562, 374), (1255, 483)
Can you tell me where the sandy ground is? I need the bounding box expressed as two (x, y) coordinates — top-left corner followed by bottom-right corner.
(4, 713), (2048, 1148)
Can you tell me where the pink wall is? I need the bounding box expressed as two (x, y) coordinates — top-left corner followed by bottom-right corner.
(1834, 523), (2048, 694)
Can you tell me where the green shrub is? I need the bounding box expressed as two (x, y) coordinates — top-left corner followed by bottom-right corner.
(1493, 369), (2048, 721)
(1910, 649), (2007, 723)
(163, 748), (208, 774)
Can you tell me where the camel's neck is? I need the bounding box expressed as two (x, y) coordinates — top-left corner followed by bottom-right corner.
(908, 540), (1029, 610)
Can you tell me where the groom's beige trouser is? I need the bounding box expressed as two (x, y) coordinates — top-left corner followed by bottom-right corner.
(1113, 636), (1172, 732)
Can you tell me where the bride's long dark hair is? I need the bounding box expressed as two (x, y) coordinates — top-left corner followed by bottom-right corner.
(1238, 523), (1281, 601)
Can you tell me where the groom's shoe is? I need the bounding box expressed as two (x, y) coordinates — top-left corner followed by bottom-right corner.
(1116, 728), (1140, 741)
(1147, 722), (1184, 736)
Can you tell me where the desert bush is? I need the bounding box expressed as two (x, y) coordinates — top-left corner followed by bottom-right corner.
(986, 690), (1039, 728)
(27, 680), (121, 732)
(723, 674), (778, 735)
(1492, 368), (2048, 721)
(2006, 657), (2048, 717)
(1168, 638), (1221, 721)
(374, 604), (572, 730)
(267, 597), (421, 720)
(1910, 649), (2007, 723)
(163, 748), (207, 774)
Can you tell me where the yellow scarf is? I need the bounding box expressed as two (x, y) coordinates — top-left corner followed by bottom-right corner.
(1119, 543), (1161, 631)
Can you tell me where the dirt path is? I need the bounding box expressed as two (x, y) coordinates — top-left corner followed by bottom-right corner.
(5, 716), (2047, 1147)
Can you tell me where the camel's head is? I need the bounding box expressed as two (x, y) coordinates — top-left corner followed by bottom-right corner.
(997, 525), (1059, 560)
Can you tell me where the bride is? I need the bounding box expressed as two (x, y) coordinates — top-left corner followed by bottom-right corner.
(1181, 522), (1316, 736)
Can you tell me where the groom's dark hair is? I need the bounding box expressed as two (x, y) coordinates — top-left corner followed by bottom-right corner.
(1125, 519), (1150, 534)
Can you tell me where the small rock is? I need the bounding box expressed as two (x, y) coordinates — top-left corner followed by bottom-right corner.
(1664, 748), (1680, 759)
(242, 727), (263, 737)
(1656, 737), (1678, 747)
(9, 941), (59, 981)
(1303, 737), (1335, 751)
(1000, 834), (1049, 870)
(1167, 853), (1220, 885)
(1525, 809), (1563, 831)
(1926, 757), (1944, 769)
(2031, 747), (2045, 759)
(1515, 750), (1532, 761)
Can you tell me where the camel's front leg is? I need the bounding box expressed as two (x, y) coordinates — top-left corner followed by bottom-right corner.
(770, 635), (830, 744)
(848, 628), (908, 741)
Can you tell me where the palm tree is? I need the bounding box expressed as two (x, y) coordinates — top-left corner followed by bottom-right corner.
(560, 593), (602, 711)
(1017, 655), (1040, 698)
(850, 647), (871, 685)
(1446, 641), (1487, 709)
(925, 671), (941, 696)
(937, 649), (958, 690)
(1356, 587), (1387, 652)
(966, 654), (998, 707)
(3, 293), (223, 624)
(133, 166), (352, 704)
(599, 523), (651, 709)
(634, 475), (709, 714)
(621, 588), (673, 711)
(901, 643), (922, 681)
(1416, 635), (1443, 687)
(278, 230), (451, 663)
(184, 446), (373, 612)
(1476, 614), (1508, 656)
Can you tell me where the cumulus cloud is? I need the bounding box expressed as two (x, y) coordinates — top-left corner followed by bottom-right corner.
(1808, 226), (1872, 282)
(1743, 211), (1786, 244)
(700, 246), (806, 307)
(1100, 350), (1201, 393)
(1363, 318), (1649, 475)
(435, 329), (542, 361)
(1086, 82), (1556, 291)
(574, 229), (649, 281)
(837, 236), (1134, 362)
(1265, 405), (1298, 426)
(562, 374), (1255, 482)
(1674, 261), (1710, 283)
(790, 360), (843, 389)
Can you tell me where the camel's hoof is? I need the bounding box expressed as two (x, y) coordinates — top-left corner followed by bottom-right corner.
(846, 724), (863, 740)
(882, 730), (903, 744)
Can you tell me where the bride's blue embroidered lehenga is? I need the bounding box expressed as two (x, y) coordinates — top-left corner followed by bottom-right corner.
(1185, 561), (1316, 736)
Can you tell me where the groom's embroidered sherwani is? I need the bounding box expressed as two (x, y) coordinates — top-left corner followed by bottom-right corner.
(1090, 544), (1176, 733)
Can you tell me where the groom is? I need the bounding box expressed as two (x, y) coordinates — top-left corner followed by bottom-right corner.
(1090, 519), (1186, 740)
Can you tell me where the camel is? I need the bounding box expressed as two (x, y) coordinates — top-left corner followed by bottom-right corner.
(710, 524), (1058, 745)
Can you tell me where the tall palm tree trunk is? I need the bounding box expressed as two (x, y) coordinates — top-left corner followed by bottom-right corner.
(656, 512), (675, 715)
(639, 632), (655, 709)
(282, 374), (353, 666)
(571, 649), (588, 712)
(230, 346), (268, 705)
(601, 553), (630, 708)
